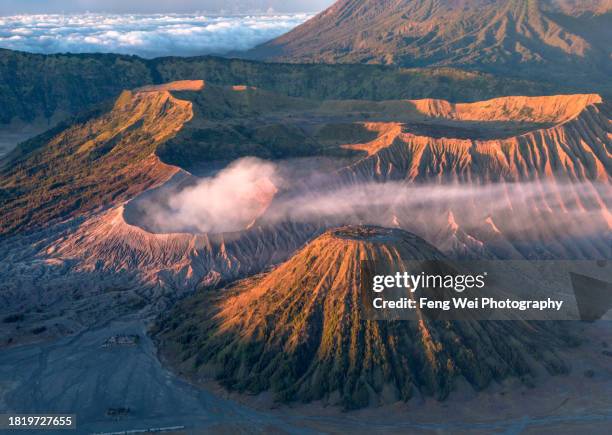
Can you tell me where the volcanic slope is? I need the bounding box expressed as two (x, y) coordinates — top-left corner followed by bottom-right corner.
(153, 226), (571, 409)
(1, 86), (610, 278)
(249, 0), (612, 91)
(0, 81), (335, 236)
(1, 84), (609, 257)
(1, 83), (609, 344)
(0, 81), (209, 236)
(326, 94), (612, 259)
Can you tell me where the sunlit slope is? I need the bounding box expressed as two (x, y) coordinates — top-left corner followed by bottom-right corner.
(154, 226), (571, 409)
(340, 94), (611, 183)
(0, 82), (200, 235)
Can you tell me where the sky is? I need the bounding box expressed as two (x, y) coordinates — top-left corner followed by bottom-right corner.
(0, 1), (335, 15)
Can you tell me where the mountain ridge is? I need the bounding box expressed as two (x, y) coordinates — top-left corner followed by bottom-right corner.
(0, 47), (587, 133)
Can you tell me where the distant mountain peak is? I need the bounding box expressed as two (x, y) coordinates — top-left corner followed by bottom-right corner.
(247, 0), (612, 87)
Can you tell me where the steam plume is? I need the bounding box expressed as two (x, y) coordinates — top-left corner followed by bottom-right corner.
(135, 158), (611, 242)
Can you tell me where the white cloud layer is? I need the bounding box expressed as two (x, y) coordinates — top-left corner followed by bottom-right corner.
(0, 13), (311, 57)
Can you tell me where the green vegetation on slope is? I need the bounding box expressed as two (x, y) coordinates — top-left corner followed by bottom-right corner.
(153, 226), (574, 409)
(0, 48), (556, 128)
(0, 89), (191, 236)
(0, 49), (153, 125)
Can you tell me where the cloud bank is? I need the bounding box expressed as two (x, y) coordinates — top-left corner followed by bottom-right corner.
(0, 13), (311, 57)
